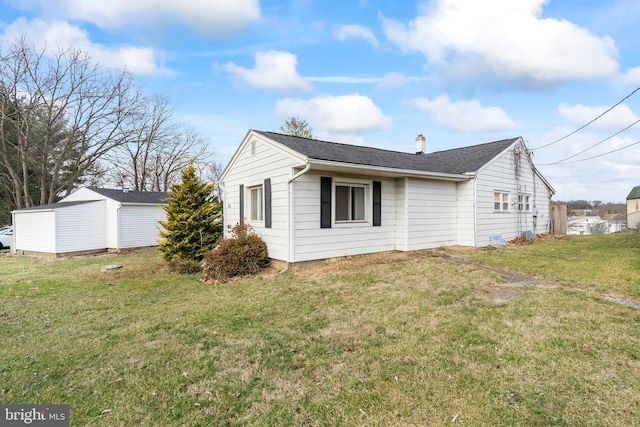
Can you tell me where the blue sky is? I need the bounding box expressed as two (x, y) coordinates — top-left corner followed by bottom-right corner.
(1, 0), (639, 203)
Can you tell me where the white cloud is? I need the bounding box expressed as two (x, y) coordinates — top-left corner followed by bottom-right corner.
(306, 76), (380, 84)
(221, 50), (311, 92)
(377, 72), (425, 88)
(1, 18), (164, 75)
(615, 67), (640, 87)
(7, 0), (261, 36)
(274, 94), (391, 132)
(558, 103), (640, 130)
(408, 95), (515, 132)
(334, 24), (379, 48)
(381, 0), (619, 86)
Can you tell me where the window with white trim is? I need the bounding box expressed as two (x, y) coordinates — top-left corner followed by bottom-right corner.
(494, 192), (509, 212)
(335, 184), (366, 222)
(518, 194), (531, 211)
(249, 185), (263, 221)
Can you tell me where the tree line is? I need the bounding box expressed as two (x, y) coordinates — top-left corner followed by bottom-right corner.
(0, 37), (218, 225)
(554, 200), (626, 216)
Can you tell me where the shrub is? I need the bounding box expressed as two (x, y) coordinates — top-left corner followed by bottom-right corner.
(167, 257), (202, 275)
(203, 223), (269, 283)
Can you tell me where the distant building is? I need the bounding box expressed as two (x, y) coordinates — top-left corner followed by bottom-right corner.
(627, 186), (640, 230)
(567, 215), (602, 235)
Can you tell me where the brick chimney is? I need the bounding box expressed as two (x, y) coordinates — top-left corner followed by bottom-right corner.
(415, 134), (426, 154)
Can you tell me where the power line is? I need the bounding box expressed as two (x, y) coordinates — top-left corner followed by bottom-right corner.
(543, 138), (640, 165)
(538, 118), (640, 165)
(531, 86), (640, 150)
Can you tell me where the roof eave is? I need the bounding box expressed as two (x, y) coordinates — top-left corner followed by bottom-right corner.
(307, 159), (471, 182)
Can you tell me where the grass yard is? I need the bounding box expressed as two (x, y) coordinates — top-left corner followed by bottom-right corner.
(1, 234), (640, 426)
(451, 233), (640, 298)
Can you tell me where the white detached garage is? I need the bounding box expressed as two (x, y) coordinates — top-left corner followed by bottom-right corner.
(12, 187), (167, 256)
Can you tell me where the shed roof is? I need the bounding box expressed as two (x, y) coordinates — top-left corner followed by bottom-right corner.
(13, 200), (100, 212)
(627, 185), (640, 200)
(85, 187), (167, 204)
(254, 130), (520, 175)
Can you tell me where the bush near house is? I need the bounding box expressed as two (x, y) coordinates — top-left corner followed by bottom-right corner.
(203, 222), (269, 282)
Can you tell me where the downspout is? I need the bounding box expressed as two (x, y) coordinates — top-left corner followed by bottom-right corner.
(282, 163), (311, 272)
(10, 210), (16, 255)
(117, 203), (122, 250)
(473, 177), (478, 247)
(219, 182), (226, 238)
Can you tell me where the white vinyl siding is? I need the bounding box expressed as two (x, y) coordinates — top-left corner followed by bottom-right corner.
(405, 178), (457, 250)
(292, 173), (396, 262)
(13, 201), (106, 254)
(14, 187), (166, 255)
(394, 178), (407, 251)
(119, 205), (165, 248)
(475, 141), (551, 246)
(222, 134), (302, 261)
(13, 210), (56, 253)
(455, 180), (476, 247)
(55, 201), (106, 253)
(221, 133), (554, 262)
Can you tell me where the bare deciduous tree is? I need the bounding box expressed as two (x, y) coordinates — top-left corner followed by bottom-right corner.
(0, 36), (141, 208)
(103, 95), (212, 192)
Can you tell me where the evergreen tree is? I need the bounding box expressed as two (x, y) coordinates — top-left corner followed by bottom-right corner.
(280, 116), (313, 138)
(158, 161), (223, 261)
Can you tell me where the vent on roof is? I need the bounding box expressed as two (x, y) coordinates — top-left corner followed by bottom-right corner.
(415, 134), (426, 154)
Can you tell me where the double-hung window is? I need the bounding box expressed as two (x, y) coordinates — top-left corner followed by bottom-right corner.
(249, 185), (264, 221)
(320, 177), (381, 228)
(494, 192), (509, 212)
(239, 179), (271, 228)
(335, 184), (366, 222)
(518, 195), (530, 211)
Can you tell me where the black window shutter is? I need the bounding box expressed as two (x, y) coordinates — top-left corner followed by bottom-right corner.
(373, 181), (381, 227)
(239, 184), (244, 224)
(264, 178), (272, 228)
(320, 176), (332, 228)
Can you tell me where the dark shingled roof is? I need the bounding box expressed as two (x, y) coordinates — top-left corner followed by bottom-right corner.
(14, 200), (99, 212)
(627, 185), (640, 200)
(254, 131), (519, 175)
(86, 187), (167, 204)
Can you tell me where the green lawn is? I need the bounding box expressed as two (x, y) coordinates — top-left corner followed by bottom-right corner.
(452, 233), (640, 298)
(1, 235), (640, 426)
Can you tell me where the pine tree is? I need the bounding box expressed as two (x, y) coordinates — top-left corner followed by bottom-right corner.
(158, 161), (223, 261)
(280, 116), (313, 138)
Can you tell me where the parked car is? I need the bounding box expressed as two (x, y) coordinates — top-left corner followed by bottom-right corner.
(0, 226), (13, 249)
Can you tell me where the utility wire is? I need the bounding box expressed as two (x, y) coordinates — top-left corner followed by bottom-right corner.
(544, 138), (640, 164)
(538, 118), (640, 165)
(531, 86), (640, 150)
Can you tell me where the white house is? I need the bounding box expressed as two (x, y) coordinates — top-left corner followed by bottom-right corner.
(220, 130), (555, 264)
(12, 187), (167, 256)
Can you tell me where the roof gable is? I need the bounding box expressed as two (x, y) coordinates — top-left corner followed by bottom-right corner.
(627, 186), (640, 200)
(254, 130), (519, 175)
